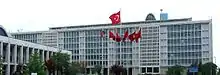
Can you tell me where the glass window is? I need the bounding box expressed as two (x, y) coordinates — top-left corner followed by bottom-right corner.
(147, 67), (152, 72)
(195, 24), (201, 30)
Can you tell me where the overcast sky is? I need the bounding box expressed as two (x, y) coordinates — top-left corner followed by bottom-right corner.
(0, 0), (219, 66)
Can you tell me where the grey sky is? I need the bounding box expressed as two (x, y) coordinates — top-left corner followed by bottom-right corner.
(0, 0), (219, 66)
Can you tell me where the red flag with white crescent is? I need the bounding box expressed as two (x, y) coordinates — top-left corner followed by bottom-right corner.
(109, 11), (121, 25)
(122, 30), (128, 42)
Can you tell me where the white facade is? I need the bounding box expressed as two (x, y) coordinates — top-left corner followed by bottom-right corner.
(0, 26), (71, 75)
(159, 20), (212, 74)
(11, 18), (212, 75)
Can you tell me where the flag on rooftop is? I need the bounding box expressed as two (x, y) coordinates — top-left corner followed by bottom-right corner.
(109, 11), (121, 25)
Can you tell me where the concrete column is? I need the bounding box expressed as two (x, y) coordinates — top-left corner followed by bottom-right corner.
(133, 68), (136, 75)
(55, 70), (57, 75)
(139, 67), (141, 74)
(26, 47), (29, 63)
(32, 48), (35, 54)
(37, 49), (40, 59)
(0, 42), (2, 57)
(127, 67), (129, 75)
(152, 67), (154, 74)
(6, 43), (10, 75)
(20, 46), (23, 64)
(45, 52), (48, 75)
(108, 68), (110, 75)
(42, 50), (45, 61)
(13, 45), (17, 72)
(51, 52), (54, 56)
(46, 51), (49, 60)
(37, 49), (40, 54)
(70, 54), (72, 62)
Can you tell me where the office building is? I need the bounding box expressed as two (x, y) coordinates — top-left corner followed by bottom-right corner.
(11, 15), (212, 75)
(0, 25), (71, 75)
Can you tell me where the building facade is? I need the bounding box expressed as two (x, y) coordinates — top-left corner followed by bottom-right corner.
(11, 18), (212, 75)
(0, 25), (71, 75)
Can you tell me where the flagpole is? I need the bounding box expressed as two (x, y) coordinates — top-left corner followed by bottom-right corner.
(119, 8), (122, 66)
(119, 8), (128, 75)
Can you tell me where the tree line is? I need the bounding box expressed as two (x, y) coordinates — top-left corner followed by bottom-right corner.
(166, 62), (220, 75)
(0, 51), (128, 75)
(4, 51), (219, 75)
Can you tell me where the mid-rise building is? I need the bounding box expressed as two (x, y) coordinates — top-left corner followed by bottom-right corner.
(11, 16), (212, 75)
(0, 25), (71, 75)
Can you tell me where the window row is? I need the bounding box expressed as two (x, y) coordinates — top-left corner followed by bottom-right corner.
(63, 38), (79, 43)
(167, 24), (201, 31)
(167, 59), (202, 65)
(61, 32), (78, 36)
(14, 34), (38, 40)
(63, 44), (79, 49)
(167, 52), (202, 58)
(85, 55), (108, 60)
(167, 31), (201, 38)
(85, 49), (108, 54)
(167, 45), (202, 51)
(86, 61), (108, 66)
(141, 60), (159, 62)
(167, 38), (201, 44)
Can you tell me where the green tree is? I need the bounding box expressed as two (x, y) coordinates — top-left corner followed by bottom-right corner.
(166, 65), (185, 75)
(79, 61), (87, 74)
(93, 65), (102, 75)
(110, 64), (124, 75)
(66, 62), (83, 75)
(198, 62), (203, 75)
(51, 51), (70, 75)
(0, 56), (3, 75)
(217, 68), (220, 75)
(26, 53), (46, 75)
(198, 62), (203, 72)
(122, 68), (127, 75)
(201, 62), (217, 75)
(13, 64), (26, 75)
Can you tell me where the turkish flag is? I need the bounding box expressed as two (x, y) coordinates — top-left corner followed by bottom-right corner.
(122, 30), (129, 42)
(109, 11), (121, 25)
(135, 28), (142, 43)
(128, 32), (136, 42)
(109, 31), (115, 40)
(115, 32), (121, 42)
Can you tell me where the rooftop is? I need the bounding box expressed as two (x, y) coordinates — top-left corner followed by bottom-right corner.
(49, 17), (192, 30)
